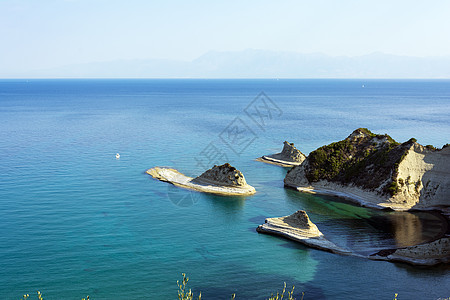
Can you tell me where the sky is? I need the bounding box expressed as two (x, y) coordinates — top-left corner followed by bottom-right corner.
(1, 0), (450, 75)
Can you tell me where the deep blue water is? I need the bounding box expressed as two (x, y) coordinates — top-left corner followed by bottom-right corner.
(0, 79), (449, 300)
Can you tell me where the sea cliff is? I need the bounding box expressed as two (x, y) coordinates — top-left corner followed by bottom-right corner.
(284, 128), (450, 211)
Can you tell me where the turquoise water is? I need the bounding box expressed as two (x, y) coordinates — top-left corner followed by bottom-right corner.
(1, 79), (449, 299)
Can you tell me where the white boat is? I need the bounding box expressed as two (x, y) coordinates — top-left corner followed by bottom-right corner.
(116, 153), (120, 159)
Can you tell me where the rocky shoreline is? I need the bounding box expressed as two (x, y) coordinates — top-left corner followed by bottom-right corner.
(258, 129), (449, 265)
(368, 237), (450, 266)
(257, 211), (449, 266)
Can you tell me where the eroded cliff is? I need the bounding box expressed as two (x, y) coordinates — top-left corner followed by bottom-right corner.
(284, 128), (450, 210)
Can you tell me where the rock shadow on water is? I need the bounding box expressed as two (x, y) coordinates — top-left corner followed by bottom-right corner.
(166, 183), (201, 208)
(278, 241), (309, 250)
(248, 215), (268, 225)
(283, 185), (449, 260)
(248, 215), (267, 233)
(283, 187), (373, 221)
(204, 193), (247, 210)
(388, 257), (450, 273)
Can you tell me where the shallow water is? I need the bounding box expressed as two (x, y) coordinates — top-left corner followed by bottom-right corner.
(0, 79), (449, 299)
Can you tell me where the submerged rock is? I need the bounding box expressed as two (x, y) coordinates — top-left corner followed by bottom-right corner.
(284, 128), (450, 211)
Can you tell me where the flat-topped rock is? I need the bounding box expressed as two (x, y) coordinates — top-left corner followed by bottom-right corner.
(258, 141), (306, 167)
(147, 164), (256, 196)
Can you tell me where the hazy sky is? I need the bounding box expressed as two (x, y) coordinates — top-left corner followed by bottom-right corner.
(1, 0), (450, 73)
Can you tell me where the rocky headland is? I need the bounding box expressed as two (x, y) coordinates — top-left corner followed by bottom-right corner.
(258, 141), (307, 167)
(147, 163), (256, 196)
(284, 128), (450, 211)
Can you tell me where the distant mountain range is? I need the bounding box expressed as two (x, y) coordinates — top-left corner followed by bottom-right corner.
(6, 49), (450, 78)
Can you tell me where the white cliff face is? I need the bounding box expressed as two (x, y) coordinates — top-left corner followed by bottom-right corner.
(284, 160), (310, 187)
(279, 141), (307, 163)
(393, 144), (450, 209)
(259, 141), (306, 167)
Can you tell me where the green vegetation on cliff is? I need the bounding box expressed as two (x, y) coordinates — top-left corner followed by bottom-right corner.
(303, 128), (415, 196)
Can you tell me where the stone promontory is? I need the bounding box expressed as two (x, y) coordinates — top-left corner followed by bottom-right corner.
(257, 209), (449, 265)
(256, 210), (352, 254)
(369, 237), (450, 266)
(147, 163), (256, 196)
(284, 128), (450, 211)
(258, 141), (307, 167)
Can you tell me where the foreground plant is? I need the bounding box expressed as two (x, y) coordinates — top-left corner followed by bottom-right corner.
(177, 273), (201, 300)
(18, 276), (399, 299)
(176, 273), (299, 300)
(267, 282), (300, 300)
(19, 292), (89, 300)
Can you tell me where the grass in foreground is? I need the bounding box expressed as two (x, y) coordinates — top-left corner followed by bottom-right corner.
(19, 273), (401, 299)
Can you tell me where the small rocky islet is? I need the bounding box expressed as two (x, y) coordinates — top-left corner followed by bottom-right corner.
(148, 128), (449, 265)
(256, 210), (352, 255)
(147, 163), (256, 196)
(258, 141), (306, 167)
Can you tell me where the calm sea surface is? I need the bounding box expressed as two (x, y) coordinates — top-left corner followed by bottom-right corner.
(0, 79), (449, 299)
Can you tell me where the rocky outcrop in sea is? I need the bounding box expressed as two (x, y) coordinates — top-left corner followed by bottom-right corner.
(147, 163), (256, 196)
(192, 163), (248, 187)
(258, 141), (306, 167)
(256, 210), (352, 254)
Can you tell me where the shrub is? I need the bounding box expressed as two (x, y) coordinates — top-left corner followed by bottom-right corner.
(177, 273), (202, 300)
(386, 181), (399, 196)
(415, 180), (421, 194)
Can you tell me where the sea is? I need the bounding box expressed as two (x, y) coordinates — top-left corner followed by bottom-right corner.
(0, 79), (449, 300)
